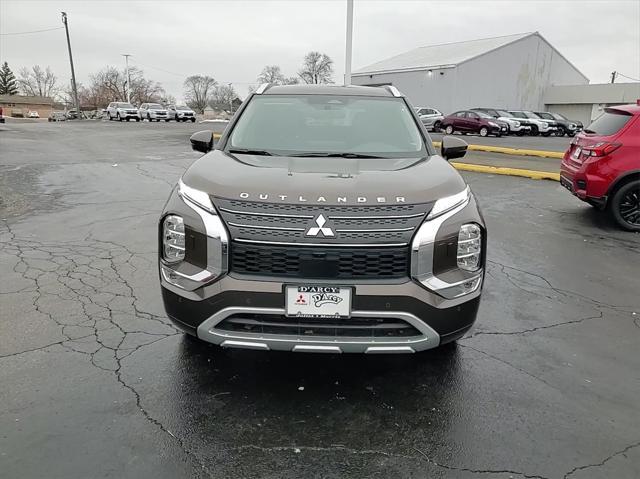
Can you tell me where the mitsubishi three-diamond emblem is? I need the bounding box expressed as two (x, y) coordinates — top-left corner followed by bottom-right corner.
(306, 214), (334, 237)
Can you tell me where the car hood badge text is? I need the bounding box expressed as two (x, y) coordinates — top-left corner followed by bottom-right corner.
(306, 214), (334, 237)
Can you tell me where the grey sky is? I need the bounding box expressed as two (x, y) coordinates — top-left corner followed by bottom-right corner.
(1, 0), (639, 102)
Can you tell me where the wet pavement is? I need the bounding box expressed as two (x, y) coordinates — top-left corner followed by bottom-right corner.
(1, 121), (639, 478)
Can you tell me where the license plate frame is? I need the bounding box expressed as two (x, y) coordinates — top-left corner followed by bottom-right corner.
(285, 285), (352, 319)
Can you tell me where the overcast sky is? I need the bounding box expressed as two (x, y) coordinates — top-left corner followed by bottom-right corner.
(1, 0), (639, 101)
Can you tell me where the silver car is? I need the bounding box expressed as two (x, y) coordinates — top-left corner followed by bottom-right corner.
(167, 105), (196, 122)
(106, 102), (140, 122)
(415, 107), (444, 131)
(139, 103), (169, 122)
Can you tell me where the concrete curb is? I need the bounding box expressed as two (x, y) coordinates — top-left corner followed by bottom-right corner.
(451, 162), (560, 181)
(431, 141), (564, 159)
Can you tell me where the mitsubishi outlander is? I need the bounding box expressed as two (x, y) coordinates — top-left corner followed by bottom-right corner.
(159, 84), (486, 353)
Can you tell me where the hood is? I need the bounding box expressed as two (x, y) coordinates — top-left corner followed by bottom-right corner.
(182, 150), (467, 206)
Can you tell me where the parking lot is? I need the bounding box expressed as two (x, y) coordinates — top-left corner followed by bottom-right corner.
(1, 120), (639, 478)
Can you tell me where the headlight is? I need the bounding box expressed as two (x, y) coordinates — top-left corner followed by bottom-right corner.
(427, 187), (470, 220)
(178, 178), (216, 213)
(514, 121), (520, 127)
(457, 224), (482, 271)
(488, 121), (498, 127)
(163, 215), (185, 263)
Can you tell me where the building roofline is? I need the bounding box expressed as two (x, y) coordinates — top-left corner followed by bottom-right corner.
(353, 64), (457, 77)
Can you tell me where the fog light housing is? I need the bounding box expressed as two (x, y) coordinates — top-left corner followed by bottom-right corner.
(163, 215), (185, 263)
(457, 223), (481, 271)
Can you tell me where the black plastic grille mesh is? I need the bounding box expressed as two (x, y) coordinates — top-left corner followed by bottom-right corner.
(230, 242), (409, 279)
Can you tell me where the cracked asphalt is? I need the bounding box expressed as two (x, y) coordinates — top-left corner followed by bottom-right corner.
(1, 121), (639, 479)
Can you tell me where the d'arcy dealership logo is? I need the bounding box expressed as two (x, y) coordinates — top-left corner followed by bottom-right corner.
(297, 287), (343, 307)
(239, 192), (406, 203)
(306, 214), (334, 237)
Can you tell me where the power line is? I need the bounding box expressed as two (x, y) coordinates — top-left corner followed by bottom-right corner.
(129, 59), (258, 85)
(0, 26), (64, 36)
(616, 72), (640, 82)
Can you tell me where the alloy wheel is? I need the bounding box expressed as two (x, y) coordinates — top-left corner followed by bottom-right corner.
(619, 189), (640, 226)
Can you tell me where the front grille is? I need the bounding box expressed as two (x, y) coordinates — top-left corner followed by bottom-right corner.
(230, 242), (409, 279)
(214, 197), (432, 246)
(216, 314), (421, 338)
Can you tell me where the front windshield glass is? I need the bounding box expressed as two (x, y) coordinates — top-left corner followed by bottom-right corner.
(551, 113), (567, 121)
(228, 95), (426, 158)
(476, 111), (493, 119)
(148, 103), (163, 109)
(118, 103), (134, 108)
(537, 112), (553, 120)
(496, 110), (513, 117)
(177, 105), (189, 110)
(523, 111), (541, 119)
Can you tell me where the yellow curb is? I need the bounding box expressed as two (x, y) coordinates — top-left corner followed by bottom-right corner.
(432, 141), (564, 159)
(451, 162), (560, 182)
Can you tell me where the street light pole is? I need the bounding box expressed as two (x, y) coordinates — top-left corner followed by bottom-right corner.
(344, 0), (354, 85)
(122, 54), (132, 103)
(61, 12), (80, 115)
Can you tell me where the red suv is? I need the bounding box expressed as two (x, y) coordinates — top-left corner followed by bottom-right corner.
(441, 110), (509, 137)
(560, 102), (640, 231)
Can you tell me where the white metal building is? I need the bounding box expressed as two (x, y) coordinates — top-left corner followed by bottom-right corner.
(351, 32), (589, 114)
(544, 82), (640, 127)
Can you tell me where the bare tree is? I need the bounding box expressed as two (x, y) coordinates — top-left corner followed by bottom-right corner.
(298, 52), (333, 84)
(85, 66), (164, 107)
(257, 65), (285, 84)
(18, 65), (58, 97)
(257, 65), (299, 86)
(210, 84), (239, 111)
(183, 75), (217, 113)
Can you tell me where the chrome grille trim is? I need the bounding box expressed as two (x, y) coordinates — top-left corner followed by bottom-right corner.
(328, 213), (425, 220)
(227, 222), (305, 232)
(219, 207), (314, 219)
(335, 227), (415, 233)
(234, 238), (408, 247)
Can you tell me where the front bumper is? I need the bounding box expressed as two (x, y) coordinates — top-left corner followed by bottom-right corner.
(159, 188), (485, 353)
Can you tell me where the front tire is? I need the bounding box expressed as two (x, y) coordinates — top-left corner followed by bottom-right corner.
(610, 181), (640, 231)
(190, 118), (195, 123)
(117, 113), (122, 122)
(530, 126), (539, 136)
(445, 125), (454, 135)
(556, 128), (566, 137)
(479, 127), (489, 137)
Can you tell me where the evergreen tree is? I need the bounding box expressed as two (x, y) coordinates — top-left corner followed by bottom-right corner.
(0, 62), (19, 95)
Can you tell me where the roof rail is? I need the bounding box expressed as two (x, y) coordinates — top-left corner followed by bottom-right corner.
(382, 85), (403, 97)
(255, 83), (271, 94)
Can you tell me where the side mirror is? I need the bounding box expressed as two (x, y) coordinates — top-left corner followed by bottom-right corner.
(441, 136), (468, 161)
(190, 130), (215, 153)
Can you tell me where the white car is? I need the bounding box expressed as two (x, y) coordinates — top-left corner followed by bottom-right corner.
(509, 110), (558, 136)
(28, 110), (40, 118)
(139, 103), (169, 122)
(166, 105), (196, 122)
(415, 107), (444, 131)
(106, 102), (140, 122)
(472, 108), (531, 136)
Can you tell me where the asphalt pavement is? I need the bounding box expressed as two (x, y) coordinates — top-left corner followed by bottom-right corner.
(430, 131), (572, 152)
(1, 121), (639, 478)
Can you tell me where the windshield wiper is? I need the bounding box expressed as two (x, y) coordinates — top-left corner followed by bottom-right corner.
(228, 148), (273, 156)
(289, 152), (387, 159)
(582, 129), (597, 134)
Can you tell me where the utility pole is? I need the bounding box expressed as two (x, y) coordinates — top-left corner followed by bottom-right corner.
(61, 12), (80, 115)
(228, 83), (233, 114)
(122, 54), (132, 104)
(344, 0), (354, 85)
(610, 71), (617, 84)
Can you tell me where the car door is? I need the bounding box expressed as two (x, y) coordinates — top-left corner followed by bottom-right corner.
(465, 111), (481, 132)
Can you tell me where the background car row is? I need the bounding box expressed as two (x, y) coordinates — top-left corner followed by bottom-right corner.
(415, 106), (582, 137)
(105, 102), (196, 122)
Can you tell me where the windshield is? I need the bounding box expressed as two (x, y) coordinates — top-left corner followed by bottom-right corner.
(118, 103), (134, 108)
(148, 103), (163, 109)
(522, 111), (542, 119)
(177, 105), (189, 110)
(536, 112), (553, 120)
(475, 111), (493, 119)
(551, 113), (567, 121)
(228, 95), (426, 158)
(496, 110), (513, 117)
